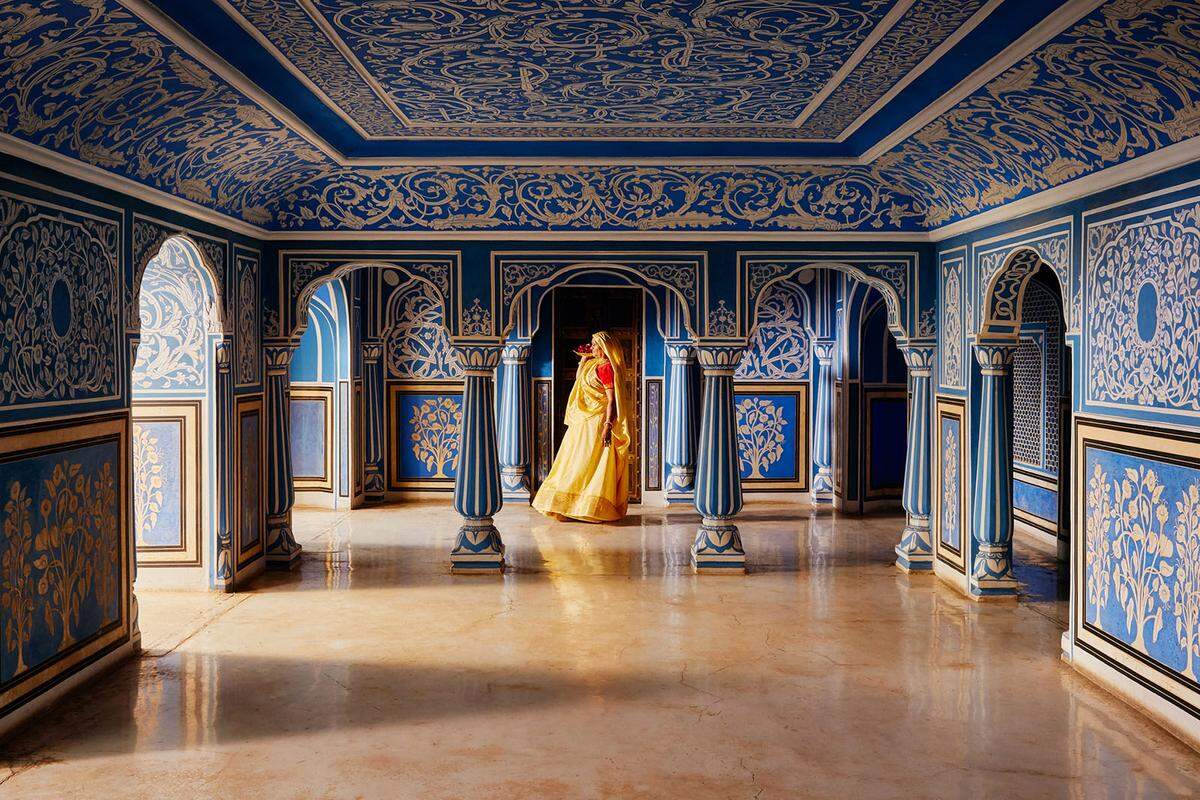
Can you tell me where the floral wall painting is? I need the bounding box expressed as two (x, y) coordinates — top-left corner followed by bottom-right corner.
(0, 415), (129, 706)
(733, 387), (808, 491)
(1077, 419), (1200, 707)
(389, 388), (463, 489)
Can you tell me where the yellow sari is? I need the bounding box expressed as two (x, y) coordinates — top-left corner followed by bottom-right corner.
(533, 331), (631, 523)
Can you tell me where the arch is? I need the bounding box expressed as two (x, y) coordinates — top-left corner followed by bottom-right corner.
(381, 275), (463, 380)
(978, 247), (1069, 340)
(131, 234), (226, 341)
(501, 262), (700, 342)
(737, 275), (814, 381)
(131, 236), (225, 388)
(290, 261), (453, 343)
(748, 261), (908, 343)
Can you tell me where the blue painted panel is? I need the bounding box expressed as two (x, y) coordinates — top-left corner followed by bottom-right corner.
(132, 419), (183, 548)
(239, 412), (261, 554)
(1014, 476), (1058, 523)
(735, 392), (798, 481)
(868, 397), (906, 490)
(939, 416), (962, 551)
(289, 398), (327, 480)
(0, 440), (123, 684)
(1083, 445), (1200, 681)
(396, 393), (463, 480)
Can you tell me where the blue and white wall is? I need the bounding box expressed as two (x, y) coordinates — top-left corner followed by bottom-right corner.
(0, 155), (266, 732)
(934, 161), (1200, 748)
(290, 279), (351, 507)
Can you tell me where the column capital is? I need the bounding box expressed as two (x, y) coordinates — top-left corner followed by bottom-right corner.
(971, 338), (1018, 374)
(263, 338), (297, 374)
(214, 338), (232, 373)
(812, 339), (837, 366)
(665, 340), (696, 365)
(362, 341), (384, 363)
(694, 342), (744, 374)
(898, 339), (937, 375)
(451, 342), (504, 375)
(502, 341), (531, 364)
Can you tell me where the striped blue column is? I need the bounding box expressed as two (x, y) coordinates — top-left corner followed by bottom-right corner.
(213, 339), (234, 588)
(895, 340), (936, 572)
(450, 344), (505, 573)
(970, 340), (1019, 596)
(663, 340), (698, 504)
(498, 341), (532, 501)
(264, 340), (301, 570)
(362, 340), (386, 502)
(692, 344), (746, 573)
(810, 339), (836, 505)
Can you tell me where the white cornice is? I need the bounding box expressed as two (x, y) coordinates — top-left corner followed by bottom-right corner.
(858, 0), (1105, 162)
(927, 135), (1200, 242)
(0, 133), (268, 239)
(791, 0), (917, 128)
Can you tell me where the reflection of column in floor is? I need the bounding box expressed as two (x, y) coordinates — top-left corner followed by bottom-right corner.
(692, 344), (746, 573)
(810, 339), (836, 506)
(498, 341), (532, 501)
(663, 340), (697, 505)
(896, 341), (936, 572)
(970, 341), (1019, 597)
(450, 344), (505, 573)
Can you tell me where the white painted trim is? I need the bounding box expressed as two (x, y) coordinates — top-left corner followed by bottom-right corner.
(928, 135), (1200, 242)
(791, 0), (917, 127)
(860, 0), (1105, 162)
(834, 0), (1006, 141)
(115, 0), (342, 163)
(0, 133), (268, 238)
(269, 229), (932, 242)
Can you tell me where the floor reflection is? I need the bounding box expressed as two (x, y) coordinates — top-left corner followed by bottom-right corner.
(3, 500), (1198, 799)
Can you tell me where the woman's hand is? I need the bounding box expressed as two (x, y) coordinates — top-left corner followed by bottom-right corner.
(602, 422), (612, 446)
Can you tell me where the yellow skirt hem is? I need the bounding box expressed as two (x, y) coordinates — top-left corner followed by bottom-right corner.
(533, 489), (626, 523)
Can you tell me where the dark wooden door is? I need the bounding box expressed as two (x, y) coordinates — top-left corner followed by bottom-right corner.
(552, 287), (642, 503)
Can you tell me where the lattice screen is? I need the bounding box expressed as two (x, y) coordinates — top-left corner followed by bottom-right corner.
(1011, 282), (1063, 473)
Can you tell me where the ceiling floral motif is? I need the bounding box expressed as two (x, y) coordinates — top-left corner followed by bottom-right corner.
(1, 0), (1199, 232)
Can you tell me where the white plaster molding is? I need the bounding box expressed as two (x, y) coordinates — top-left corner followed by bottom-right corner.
(860, 0), (1106, 162)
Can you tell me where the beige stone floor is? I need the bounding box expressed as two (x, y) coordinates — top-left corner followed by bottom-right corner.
(3, 500), (1200, 799)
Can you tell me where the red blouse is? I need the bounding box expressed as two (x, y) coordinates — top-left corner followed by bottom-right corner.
(596, 360), (614, 388)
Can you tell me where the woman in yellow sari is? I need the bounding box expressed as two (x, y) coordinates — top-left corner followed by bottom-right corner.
(533, 331), (631, 522)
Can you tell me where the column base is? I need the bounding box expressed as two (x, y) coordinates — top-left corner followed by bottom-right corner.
(811, 468), (834, 507)
(692, 519), (746, 574)
(664, 468), (695, 505)
(894, 519), (933, 572)
(969, 543), (1018, 597)
(501, 467), (531, 502)
(364, 469), (385, 499)
(451, 518), (506, 574)
(266, 515), (302, 571)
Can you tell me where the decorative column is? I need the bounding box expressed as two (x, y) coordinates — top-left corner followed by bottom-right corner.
(664, 340), (698, 504)
(970, 341), (1019, 597)
(265, 341), (301, 570)
(895, 340), (936, 572)
(213, 339), (235, 588)
(497, 341), (532, 501)
(450, 344), (505, 573)
(810, 338), (837, 505)
(692, 344), (746, 573)
(362, 340), (386, 502)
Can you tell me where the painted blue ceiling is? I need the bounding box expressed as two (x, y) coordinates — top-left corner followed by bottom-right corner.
(3, 0), (1200, 232)
(154, 0), (1062, 159)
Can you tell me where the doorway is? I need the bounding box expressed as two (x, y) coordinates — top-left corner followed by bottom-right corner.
(552, 287), (643, 503)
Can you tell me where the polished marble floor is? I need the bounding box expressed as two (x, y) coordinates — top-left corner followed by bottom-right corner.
(3, 501), (1199, 799)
